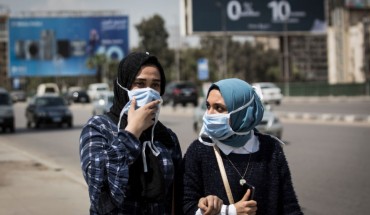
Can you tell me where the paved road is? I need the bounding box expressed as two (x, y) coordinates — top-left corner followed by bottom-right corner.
(1, 97), (369, 214)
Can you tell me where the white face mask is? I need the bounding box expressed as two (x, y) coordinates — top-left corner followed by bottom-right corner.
(126, 87), (162, 108)
(116, 80), (163, 131)
(199, 95), (254, 144)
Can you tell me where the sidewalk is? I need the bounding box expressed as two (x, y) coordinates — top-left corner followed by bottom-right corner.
(0, 141), (89, 215)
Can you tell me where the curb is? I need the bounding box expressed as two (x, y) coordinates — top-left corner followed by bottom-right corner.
(160, 105), (370, 125)
(282, 96), (370, 103)
(275, 111), (370, 124)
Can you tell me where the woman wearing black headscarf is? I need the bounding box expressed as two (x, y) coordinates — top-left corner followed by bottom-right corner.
(80, 52), (182, 215)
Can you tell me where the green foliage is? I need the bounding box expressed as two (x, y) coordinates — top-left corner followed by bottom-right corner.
(106, 60), (120, 84)
(178, 48), (209, 83)
(135, 14), (176, 83)
(133, 14), (282, 84)
(193, 35), (281, 83)
(85, 54), (108, 83)
(85, 53), (119, 85)
(266, 66), (281, 81)
(135, 14), (169, 55)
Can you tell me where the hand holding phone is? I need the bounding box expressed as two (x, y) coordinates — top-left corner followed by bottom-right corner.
(234, 183), (257, 213)
(242, 182), (255, 201)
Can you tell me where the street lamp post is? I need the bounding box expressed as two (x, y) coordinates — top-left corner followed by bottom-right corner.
(216, 1), (228, 79)
(283, 20), (290, 96)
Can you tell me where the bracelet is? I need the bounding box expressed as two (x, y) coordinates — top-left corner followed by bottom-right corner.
(225, 205), (229, 215)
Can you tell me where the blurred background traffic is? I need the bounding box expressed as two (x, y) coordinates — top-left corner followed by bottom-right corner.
(0, 0), (370, 214)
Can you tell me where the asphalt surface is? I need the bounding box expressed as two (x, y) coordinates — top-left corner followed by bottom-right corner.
(0, 96), (369, 215)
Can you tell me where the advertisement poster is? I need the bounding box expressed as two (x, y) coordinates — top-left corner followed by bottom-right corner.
(197, 58), (209, 81)
(8, 16), (129, 77)
(187, 0), (326, 35)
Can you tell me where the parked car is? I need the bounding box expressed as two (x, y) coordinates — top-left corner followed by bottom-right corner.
(65, 87), (90, 104)
(25, 95), (73, 128)
(92, 91), (114, 115)
(10, 90), (27, 102)
(255, 106), (283, 139)
(252, 82), (283, 105)
(87, 83), (109, 101)
(0, 88), (15, 133)
(193, 100), (283, 139)
(193, 99), (207, 132)
(162, 81), (198, 107)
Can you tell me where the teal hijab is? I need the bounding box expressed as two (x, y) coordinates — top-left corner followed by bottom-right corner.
(207, 78), (264, 147)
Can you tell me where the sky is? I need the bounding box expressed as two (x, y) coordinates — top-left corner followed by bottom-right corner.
(0, 0), (196, 48)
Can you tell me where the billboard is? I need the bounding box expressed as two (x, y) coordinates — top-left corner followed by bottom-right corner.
(185, 0), (326, 35)
(8, 15), (128, 77)
(197, 58), (209, 80)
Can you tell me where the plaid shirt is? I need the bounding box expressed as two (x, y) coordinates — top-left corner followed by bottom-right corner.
(80, 115), (182, 215)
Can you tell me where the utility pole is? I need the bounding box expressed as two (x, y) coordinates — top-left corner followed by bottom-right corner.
(222, 8), (228, 79)
(283, 20), (290, 96)
(216, 1), (228, 79)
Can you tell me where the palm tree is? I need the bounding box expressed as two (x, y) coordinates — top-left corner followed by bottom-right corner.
(86, 54), (108, 83)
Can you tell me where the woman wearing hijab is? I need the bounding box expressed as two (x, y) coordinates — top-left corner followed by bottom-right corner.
(80, 52), (182, 215)
(180, 78), (302, 215)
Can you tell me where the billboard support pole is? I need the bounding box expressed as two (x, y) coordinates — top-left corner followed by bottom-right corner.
(222, 29), (228, 79)
(283, 21), (290, 97)
(216, 1), (227, 79)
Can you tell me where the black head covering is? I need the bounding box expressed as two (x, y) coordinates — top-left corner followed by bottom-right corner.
(106, 51), (173, 145)
(105, 52), (174, 201)
(107, 52), (166, 124)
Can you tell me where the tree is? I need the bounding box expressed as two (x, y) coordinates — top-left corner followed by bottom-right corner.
(86, 54), (108, 83)
(179, 48), (209, 82)
(135, 14), (175, 81)
(199, 35), (231, 81)
(135, 14), (169, 55)
(133, 14), (281, 84)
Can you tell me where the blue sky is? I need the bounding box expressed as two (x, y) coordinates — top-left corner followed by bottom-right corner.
(0, 0), (192, 48)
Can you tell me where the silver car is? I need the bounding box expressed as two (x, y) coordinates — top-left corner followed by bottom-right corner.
(255, 106), (283, 139)
(92, 91), (114, 115)
(193, 100), (283, 139)
(252, 82), (283, 105)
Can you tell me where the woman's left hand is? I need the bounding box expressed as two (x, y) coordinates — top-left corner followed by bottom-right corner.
(234, 189), (257, 215)
(198, 195), (223, 215)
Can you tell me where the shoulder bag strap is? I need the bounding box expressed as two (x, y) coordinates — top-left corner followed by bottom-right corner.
(213, 145), (235, 204)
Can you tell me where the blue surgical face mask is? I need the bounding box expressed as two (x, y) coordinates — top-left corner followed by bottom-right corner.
(116, 80), (162, 130)
(200, 95), (254, 143)
(116, 80), (163, 173)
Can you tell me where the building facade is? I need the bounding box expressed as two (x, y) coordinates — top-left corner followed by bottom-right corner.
(289, 35), (328, 81)
(328, 0), (370, 84)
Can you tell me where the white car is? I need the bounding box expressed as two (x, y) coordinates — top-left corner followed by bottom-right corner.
(255, 106), (283, 139)
(193, 100), (283, 139)
(92, 91), (114, 115)
(36, 83), (60, 96)
(87, 83), (110, 101)
(252, 82), (283, 105)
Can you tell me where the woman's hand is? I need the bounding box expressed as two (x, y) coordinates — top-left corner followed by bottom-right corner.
(198, 195), (223, 215)
(125, 97), (160, 138)
(234, 189), (257, 215)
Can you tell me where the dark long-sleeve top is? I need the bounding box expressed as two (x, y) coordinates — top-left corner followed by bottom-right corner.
(181, 132), (303, 215)
(79, 115), (182, 215)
